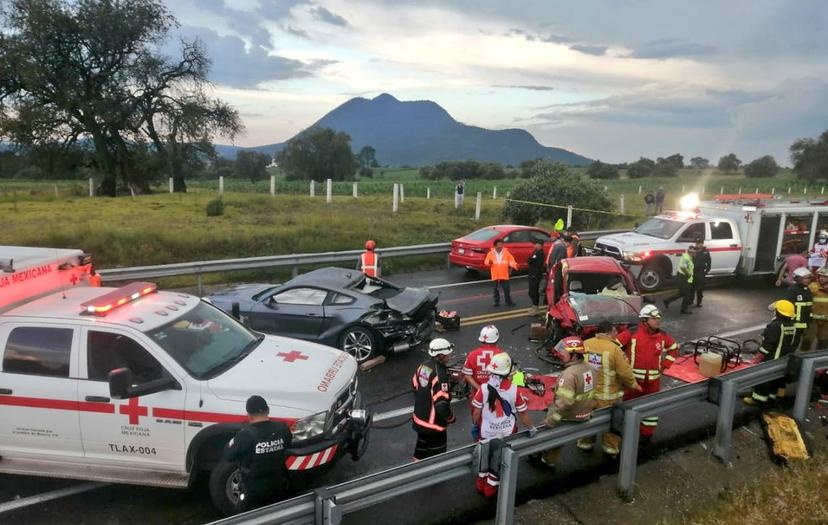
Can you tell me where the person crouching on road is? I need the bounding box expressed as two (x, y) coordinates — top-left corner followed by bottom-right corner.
(577, 322), (641, 457)
(484, 239), (518, 307)
(743, 300), (798, 405)
(222, 395), (293, 513)
(359, 239), (380, 277)
(527, 241), (546, 315)
(471, 352), (536, 498)
(540, 336), (596, 468)
(786, 266), (813, 349)
(412, 338), (457, 460)
(463, 325), (505, 441)
(664, 245), (696, 314)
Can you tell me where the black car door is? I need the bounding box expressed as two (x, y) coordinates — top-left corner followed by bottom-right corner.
(248, 287), (328, 339)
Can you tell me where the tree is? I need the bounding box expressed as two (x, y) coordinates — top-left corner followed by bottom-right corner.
(652, 157), (679, 177)
(717, 153), (742, 172)
(502, 161), (614, 228)
(689, 156), (710, 169)
(662, 153), (684, 169)
(586, 160), (619, 179)
(356, 145), (377, 178)
(744, 155), (779, 178)
(235, 151), (270, 183)
(790, 130), (828, 182)
(627, 157), (655, 179)
(276, 127), (359, 181)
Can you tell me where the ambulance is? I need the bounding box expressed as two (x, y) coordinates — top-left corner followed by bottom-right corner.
(595, 193), (828, 291)
(0, 246), (370, 514)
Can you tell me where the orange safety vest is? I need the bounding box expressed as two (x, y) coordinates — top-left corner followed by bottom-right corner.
(89, 273), (102, 287)
(484, 248), (517, 281)
(361, 251), (379, 277)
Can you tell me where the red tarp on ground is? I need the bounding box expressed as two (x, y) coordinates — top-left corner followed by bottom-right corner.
(663, 354), (761, 383)
(520, 374), (558, 411)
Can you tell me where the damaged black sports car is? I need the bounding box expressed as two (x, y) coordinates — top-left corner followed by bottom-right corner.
(207, 267), (438, 363)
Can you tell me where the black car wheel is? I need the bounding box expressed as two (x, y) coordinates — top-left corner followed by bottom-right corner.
(340, 326), (377, 363)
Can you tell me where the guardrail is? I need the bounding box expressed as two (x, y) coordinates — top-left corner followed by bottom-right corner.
(98, 229), (631, 294)
(209, 349), (828, 525)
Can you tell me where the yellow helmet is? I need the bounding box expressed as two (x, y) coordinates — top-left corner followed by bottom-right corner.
(774, 300), (796, 319)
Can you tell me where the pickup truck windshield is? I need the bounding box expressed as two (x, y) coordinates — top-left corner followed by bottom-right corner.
(634, 218), (684, 239)
(147, 301), (261, 380)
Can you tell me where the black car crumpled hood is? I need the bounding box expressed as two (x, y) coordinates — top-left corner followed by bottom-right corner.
(385, 288), (437, 316)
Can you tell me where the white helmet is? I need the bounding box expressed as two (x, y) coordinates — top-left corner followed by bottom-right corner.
(487, 353), (513, 376)
(479, 325), (500, 343)
(793, 267), (813, 279)
(428, 338), (455, 357)
(639, 304), (662, 319)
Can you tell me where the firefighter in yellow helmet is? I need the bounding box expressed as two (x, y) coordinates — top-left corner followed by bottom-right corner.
(743, 300), (798, 405)
(804, 266), (828, 351)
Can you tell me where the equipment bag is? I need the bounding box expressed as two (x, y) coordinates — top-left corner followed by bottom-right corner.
(437, 310), (461, 330)
(760, 411), (810, 464)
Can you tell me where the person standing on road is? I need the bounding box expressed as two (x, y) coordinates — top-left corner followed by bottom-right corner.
(547, 231), (568, 269)
(577, 323), (641, 457)
(786, 267), (813, 349)
(88, 266), (102, 287)
(540, 336), (596, 468)
(412, 338), (457, 460)
(463, 325), (505, 440)
(484, 239), (518, 307)
(471, 352), (536, 498)
(644, 191), (655, 215)
(359, 240), (380, 277)
(655, 187), (666, 214)
(222, 395), (293, 513)
(616, 305), (678, 443)
(775, 250), (809, 288)
(692, 237), (712, 307)
(664, 245), (696, 314)
(527, 241), (546, 315)
(743, 301), (798, 405)
(805, 267), (828, 351)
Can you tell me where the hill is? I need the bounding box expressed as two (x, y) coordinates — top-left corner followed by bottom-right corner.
(218, 93), (591, 166)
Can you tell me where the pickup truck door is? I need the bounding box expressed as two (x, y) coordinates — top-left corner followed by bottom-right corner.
(706, 220), (741, 274)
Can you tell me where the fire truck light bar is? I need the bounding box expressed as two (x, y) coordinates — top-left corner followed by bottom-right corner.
(81, 282), (158, 315)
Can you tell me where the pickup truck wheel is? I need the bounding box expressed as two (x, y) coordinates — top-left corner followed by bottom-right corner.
(638, 265), (664, 292)
(209, 461), (243, 516)
(340, 326), (377, 363)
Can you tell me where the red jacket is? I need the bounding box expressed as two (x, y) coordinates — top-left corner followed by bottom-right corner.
(616, 323), (678, 382)
(462, 344), (505, 386)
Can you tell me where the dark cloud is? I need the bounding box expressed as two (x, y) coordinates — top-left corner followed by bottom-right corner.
(309, 6), (349, 26)
(492, 84), (555, 91)
(629, 38), (716, 59)
(284, 25), (310, 39)
(570, 44), (607, 56)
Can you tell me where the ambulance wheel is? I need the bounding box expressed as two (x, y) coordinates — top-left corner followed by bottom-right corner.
(638, 264), (664, 292)
(209, 461), (242, 516)
(340, 326), (378, 363)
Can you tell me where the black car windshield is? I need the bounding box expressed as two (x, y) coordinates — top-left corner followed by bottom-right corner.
(634, 218), (684, 239)
(147, 301), (261, 380)
(464, 228), (501, 241)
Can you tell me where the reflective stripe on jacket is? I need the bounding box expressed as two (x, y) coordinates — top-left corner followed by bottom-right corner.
(546, 361), (595, 425)
(617, 322), (678, 381)
(360, 251), (379, 277)
(759, 318), (798, 360)
(584, 334), (638, 401)
(808, 282), (828, 320)
(484, 248), (518, 280)
(412, 359), (453, 432)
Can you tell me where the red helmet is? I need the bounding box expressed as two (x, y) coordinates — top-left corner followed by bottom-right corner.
(365, 240), (376, 250)
(554, 336), (586, 354)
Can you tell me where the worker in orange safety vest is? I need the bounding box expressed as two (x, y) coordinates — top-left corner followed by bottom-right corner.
(484, 239), (518, 307)
(359, 240), (380, 277)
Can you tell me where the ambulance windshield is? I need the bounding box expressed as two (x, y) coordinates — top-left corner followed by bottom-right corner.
(634, 218), (684, 239)
(147, 301), (261, 379)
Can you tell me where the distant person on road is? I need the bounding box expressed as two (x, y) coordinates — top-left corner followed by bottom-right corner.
(455, 180), (465, 208)
(566, 229), (582, 258)
(776, 251), (809, 288)
(546, 222), (568, 269)
(412, 338), (456, 460)
(527, 240), (546, 315)
(692, 237), (712, 307)
(358, 239), (380, 277)
(743, 301), (798, 405)
(223, 395), (293, 513)
(644, 191), (655, 215)
(463, 325), (506, 440)
(655, 186), (666, 214)
(663, 245), (696, 314)
(484, 239), (518, 307)
(88, 266), (102, 287)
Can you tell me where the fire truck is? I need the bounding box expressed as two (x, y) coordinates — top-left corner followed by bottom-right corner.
(0, 246), (370, 514)
(595, 194), (828, 291)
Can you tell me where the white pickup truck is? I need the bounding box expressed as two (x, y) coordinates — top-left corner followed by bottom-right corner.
(595, 195), (828, 291)
(0, 246), (370, 514)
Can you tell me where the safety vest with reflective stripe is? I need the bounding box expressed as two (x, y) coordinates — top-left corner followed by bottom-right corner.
(786, 283), (812, 330)
(584, 334), (638, 401)
(546, 361), (595, 426)
(808, 282), (828, 320)
(360, 251), (379, 277)
(617, 323), (678, 382)
(758, 318), (798, 361)
(412, 360), (453, 432)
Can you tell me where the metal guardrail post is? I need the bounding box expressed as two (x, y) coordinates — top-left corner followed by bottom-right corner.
(314, 488), (340, 525)
(196, 273), (203, 297)
(495, 446), (518, 525)
(792, 357), (816, 423)
(617, 408), (640, 501)
(711, 378), (737, 464)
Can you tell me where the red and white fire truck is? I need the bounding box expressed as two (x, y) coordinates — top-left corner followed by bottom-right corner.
(595, 193), (828, 291)
(0, 246), (370, 513)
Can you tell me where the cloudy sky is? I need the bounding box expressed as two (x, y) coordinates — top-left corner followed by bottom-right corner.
(165, 0), (828, 164)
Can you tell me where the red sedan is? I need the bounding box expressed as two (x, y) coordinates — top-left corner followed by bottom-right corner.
(449, 225), (553, 272)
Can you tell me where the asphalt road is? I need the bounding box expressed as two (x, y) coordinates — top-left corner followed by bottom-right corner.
(0, 268), (782, 525)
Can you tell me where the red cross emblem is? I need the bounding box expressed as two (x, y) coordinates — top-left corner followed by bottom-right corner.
(69, 273), (79, 286)
(277, 350), (309, 363)
(120, 397), (148, 425)
(584, 373), (593, 386)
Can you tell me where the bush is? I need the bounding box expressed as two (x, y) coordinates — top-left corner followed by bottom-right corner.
(652, 159), (679, 177)
(744, 155), (779, 178)
(586, 160), (619, 179)
(627, 157), (655, 178)
(717, 153), (742, 172)
(359, 167), (374, 178)
(206, 197), (224, 216)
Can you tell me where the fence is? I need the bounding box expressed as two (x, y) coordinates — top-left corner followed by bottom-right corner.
(98, 229), (631, 294)
(209, 349), (828, 525)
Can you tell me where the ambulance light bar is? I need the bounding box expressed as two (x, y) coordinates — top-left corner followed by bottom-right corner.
(81, 282), (158, 315)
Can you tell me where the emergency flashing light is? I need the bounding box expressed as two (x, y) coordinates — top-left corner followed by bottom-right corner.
(679, 192), (700, 211)
(81, 282), (158, 315)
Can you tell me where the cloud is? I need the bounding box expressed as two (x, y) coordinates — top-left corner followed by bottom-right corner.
(630, 38), (715, 59)
(570, 44), (608, 56)
(492, 84), (555, 91)
(284, 25), (310, 39)
(309, 6), (349, 26)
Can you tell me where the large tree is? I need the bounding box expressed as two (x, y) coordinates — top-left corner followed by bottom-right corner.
(276, 127), (359, 181)
(717, 153), (742, 173)
(744, 155), (779, 178)
(790, 130), (828, 182)
(627, 157), (655, 178)
(235, 150), (270, 183)
(586, 160), (619, 179)
(689, 156), (710, 169)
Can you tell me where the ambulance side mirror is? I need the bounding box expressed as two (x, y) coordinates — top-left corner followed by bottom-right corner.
(108, 367), (133, 399)
(108, 367), (180, 399)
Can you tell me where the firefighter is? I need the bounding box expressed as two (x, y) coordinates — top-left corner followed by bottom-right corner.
(786, 266), (813, 349)
(805, 266), (828, 350)
(484, 239), (518, 307)
(463, 325), (505, 440)
(527, 240), (546, 315)
(222, 395), (293, 512)
(540, 336), (596, 468)
(359, 240), (380, 277)
(411, 338), (457, 460)
(471, 353), (536, 498)
(616, 305), (678, 442)
(743, 300), (798, 405)
(664, 245), (696, 314)
(577, 322), (642, 457)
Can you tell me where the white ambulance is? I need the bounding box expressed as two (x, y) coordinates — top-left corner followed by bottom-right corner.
(0, 246), (370, 513)
(595, 194), (828, 291)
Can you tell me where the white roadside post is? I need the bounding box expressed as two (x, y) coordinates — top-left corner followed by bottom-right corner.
(755, 187), (759, 194)
(475, 192), (482, 220)
(681, 184), (686, 193)
(89, 177), (94, 197)
(738, 186), (742, 195)
(310, 180), (315, 197)
(822, 187), (825, 195)
(270, 175), (276, 196)
(427, 187), (431, 199)
(804, 186), (808, 195)
(219, 176), (224, 195)
(326, 178), (332, 203)
(169, 177), (173, 194)
(393, 183), (399, 212)
(54, 184), (59, 198)
(400, 184), (405, 203)
(353, 182), (358, 198)
(788, 186), (791, 195)
(566, 205), (573, 228)
(772, 187), (776, 194)
(620, 194), (625, 214)
(638, 185), (642, 195)
(493, 187), (497, 199)
(720, 185), (724, 194)
(454, 190), (460, 209)
(701, 184), (706, 197)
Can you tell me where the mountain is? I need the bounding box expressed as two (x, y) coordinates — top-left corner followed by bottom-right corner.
(218, 93), (591, 166)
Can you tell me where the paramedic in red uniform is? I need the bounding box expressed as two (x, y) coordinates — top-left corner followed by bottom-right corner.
(359, 240), (380, 277)
(616, 304), (678, 442)
(463, 325), (505, 440)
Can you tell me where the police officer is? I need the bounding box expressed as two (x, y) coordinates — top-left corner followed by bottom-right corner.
(223, 395), (293, 512)
(412, 338), (457, 460)
(786, 267), (813, 349)
(527, 240), (546, 315)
